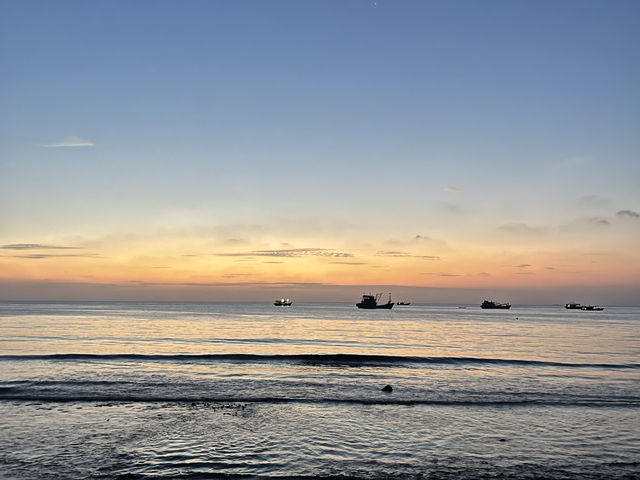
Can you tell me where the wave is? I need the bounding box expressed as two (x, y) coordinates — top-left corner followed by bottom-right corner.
(0, 353), (637, 369)
(1, 392), (638, 407)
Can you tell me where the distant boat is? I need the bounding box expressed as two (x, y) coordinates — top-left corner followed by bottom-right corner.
(274, 298), (292, 306)
(581, 305), (604, 311)
(565, 303), (582, 309)
(356, 293), (394, 309)
(397, 301), (411, 306)
(481, 300), (511, 309)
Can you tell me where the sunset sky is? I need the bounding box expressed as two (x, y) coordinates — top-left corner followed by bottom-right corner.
(1, 0), (639, 304)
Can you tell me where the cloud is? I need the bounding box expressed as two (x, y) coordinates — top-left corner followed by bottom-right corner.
(513, 264), (532, 268)
(225, 238), (246, 245)
(445, 185), (461, 193)
(498, 223), (546, 234)
(1, 243), (81, 250)
(584, 216), (610, 226)
(376, 251), (440, 260)
(330, 261), (368, 265)
(9, 254), (101, 259)
(130, 280), (332, 288)
(617, 209), (640, 219)
(419, 272), (461, 276)
(413, 235), (448, 249)
(215, 248), (354, 258)
(44, 136), (94, 147)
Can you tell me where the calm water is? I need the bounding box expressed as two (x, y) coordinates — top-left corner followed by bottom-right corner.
(1, 302), (638, 479)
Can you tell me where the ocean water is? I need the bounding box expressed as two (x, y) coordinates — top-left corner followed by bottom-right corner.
(0, 302), (638, 479)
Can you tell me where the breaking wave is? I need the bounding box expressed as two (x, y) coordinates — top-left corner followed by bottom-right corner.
(0, 353), (637, 369)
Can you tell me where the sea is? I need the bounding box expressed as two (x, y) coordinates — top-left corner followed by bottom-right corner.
(0, 301), (638, 479)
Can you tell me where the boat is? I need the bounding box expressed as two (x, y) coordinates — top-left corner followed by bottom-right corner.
(565, 303), (582, 309)
(397, 301), (411, 306)
(481, 300), (511, 309)
(356, 293), (394, 309)
(273, 298), (292, 306)
(581, 305), (604, 311)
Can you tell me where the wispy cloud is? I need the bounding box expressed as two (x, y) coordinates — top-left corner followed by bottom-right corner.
(44, 136), (94, 148)
(583, 216), (610, 226)
(413, 235), (448, 249)
(498, 223), (546, 234)
(419, 272), (461, 276)
(1, 243), (81, 250)
(376, 251), (440, 260)
(513, 264), (532, 268)
(9, 253), (101, 259)
(130, 280), (331, 288)
(617, 209), (640, 219)
(215, 248), (354, 258)
(330, 261), (368, 265)
(445, 185), (461, 193)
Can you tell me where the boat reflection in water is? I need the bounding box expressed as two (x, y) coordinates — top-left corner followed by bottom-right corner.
(356, 293), (394, 309)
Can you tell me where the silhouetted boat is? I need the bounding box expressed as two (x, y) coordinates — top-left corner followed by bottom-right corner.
(274, 298), (292, 306)
(581, 305), (604, 311)
(397, 302), (411, 305)
(565, 303), (582, 309)
(481, 300), (511, 309)
(356, 293), (394, 309)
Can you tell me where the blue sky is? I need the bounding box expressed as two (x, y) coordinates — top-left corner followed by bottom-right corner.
(1, 0), (639, 302)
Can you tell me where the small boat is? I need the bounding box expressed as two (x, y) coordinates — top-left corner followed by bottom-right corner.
(356, 293), (394, 309)
(274, 298), (292, 306)
(397, 301), (411, 306)
(581, 305), (604, 311)
(565, 303), (582, 309)
(481, 300), (511, 309)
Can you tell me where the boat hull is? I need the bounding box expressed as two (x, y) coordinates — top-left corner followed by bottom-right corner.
(356, 302), (394, 309)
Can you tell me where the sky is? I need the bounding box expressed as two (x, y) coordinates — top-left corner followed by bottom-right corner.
(1, 0), (639, 304)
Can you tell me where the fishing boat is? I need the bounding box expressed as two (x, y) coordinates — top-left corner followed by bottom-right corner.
(565, 303), (582, 309)
(273, 298), (292, 306)
(581, 305), (604, 311)
(397, 301), (411, 306)
(356, 293), (394, 309)
(481, 300), (511, 309)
